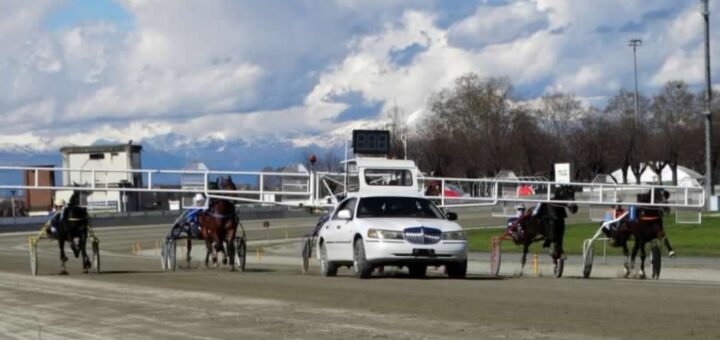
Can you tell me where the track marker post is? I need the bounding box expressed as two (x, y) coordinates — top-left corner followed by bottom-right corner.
(532, 253), (538, 276)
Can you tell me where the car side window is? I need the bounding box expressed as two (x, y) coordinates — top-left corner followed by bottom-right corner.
(332, 198), (357, 220)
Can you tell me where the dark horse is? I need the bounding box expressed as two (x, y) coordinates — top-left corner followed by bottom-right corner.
(56, 188), (93, 274)
(602, 188), (674, 279)
(197, 176), (240, 269)
(506, 185), (578, 277)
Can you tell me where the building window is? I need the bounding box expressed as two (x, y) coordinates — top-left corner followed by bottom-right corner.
(89, 153), (105, 160)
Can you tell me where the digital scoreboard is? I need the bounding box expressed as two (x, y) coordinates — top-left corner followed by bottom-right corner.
(352, 130), (390, 155)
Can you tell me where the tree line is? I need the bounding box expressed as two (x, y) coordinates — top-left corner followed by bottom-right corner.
(391, 73), (719, 185)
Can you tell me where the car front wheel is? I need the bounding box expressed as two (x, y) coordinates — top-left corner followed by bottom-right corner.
(319, 242), (337, 277)
(353, 238), (373, 279)
(446, 260), (467, 279)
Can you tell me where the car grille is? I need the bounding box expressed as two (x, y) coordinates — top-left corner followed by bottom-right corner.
(403, 227), (441, 245)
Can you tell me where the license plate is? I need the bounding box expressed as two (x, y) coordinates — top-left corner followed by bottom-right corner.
(412, 249), (435, 257)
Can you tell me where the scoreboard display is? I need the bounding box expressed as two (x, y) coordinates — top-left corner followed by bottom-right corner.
(352, 130), (390, 155)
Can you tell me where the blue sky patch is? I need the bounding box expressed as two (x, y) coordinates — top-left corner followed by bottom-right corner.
(389, 43), (428, 67)
(642, 8), (674, 21)
(44, 0), (133, 31)
(331, 91), (383, 123)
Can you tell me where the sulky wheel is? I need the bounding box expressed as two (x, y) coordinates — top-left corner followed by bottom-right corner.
(234, 237), (246, 272)
(163, 239), (177, 272)
(301, 237), (312, 274)
(29, 237), (38, 276)
(651, 241), (662, 279)
(490, 237), (502, 277)
(582, 241), (594, 279)
(554, 258), (565, 278)
(160, 241), (168, 270)
(91, 238), (101, 274)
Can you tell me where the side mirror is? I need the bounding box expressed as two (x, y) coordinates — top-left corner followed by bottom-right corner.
(447, 212), (458, 221)
(337, 209), (352, 220)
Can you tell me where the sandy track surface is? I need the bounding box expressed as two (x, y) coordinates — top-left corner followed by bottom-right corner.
(1, 219), (720, 340)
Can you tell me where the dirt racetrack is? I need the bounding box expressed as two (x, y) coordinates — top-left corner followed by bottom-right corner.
(1, 217), (719, 340)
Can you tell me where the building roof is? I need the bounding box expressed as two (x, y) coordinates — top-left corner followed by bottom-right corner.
(182, 161), (209, 171)
(352, 157), (417, 169)
(60, 144), (142, 154)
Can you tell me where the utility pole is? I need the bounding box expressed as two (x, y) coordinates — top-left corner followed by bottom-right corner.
(701, 0), (714, 209)
(629, 38), (642, 128)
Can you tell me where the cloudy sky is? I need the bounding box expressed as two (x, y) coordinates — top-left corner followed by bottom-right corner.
(1, 0), (718, 153)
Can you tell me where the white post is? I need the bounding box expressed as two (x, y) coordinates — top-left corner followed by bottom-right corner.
(650, 187), (655, 204)
(204, 172), (209, 196)
(441, 179), (446, 207)
(259, 174), (264, 199)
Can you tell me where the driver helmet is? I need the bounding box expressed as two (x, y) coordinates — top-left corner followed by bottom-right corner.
(193, 193), (206, 205)
(54, 198), (66, 207)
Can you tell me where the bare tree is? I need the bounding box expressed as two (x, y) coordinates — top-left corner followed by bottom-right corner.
(650, 81), (701, 184)
(535, 92), (585, 179)
(604, 89), (651, 184)
(426, 73), (515, 176)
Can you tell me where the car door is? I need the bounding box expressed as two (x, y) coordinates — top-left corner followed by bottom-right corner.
(325, 198), (357, 261)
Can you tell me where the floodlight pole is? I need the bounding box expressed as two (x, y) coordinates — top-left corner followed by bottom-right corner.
(629, 38), (642, 128)
(701, 0), (714, 208)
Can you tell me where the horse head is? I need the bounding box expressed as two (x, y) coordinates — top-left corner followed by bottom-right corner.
(553, 185), (578, 214)
(218, 176), (237, 191)
(69, 182), (92, 207)
(637, 188), (671, 214)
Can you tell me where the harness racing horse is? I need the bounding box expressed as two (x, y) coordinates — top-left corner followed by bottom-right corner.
(55, 188), (93, 274)
(198, 176), (240, 270)
(603, 188), (674, 279)
(506, 185), (578, 277)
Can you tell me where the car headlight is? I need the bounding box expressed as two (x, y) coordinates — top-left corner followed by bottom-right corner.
(442, 230), (466, 240)
(367, 229), (404, 240)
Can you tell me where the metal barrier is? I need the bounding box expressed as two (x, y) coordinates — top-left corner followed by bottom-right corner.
(0, 165), (706, 209)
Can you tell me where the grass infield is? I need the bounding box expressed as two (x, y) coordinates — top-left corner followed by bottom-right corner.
(466, 215), (720, 257)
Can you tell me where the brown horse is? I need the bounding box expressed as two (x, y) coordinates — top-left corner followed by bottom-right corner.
(505, 185), (578, 277)
(198, 176), (239, 270)
(603, 188), (674, 279)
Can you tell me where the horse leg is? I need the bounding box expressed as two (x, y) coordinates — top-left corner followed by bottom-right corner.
(79, 230), (90, 273)
(212, 240), (219, 268)
(70, 237), (80, 258)
(58, 238), (68, 275)
(622, 242), (631, 277)
(629, 241), (640, 277)
(227, 236), (236, 271)
(186, 238), (192, 263)
(639, 241), (647, 279)
(664, 237), (675, 257)
(204, 239), (212, 268)
(520, 243), (529, 276)
(220, 241), (228, 266)
(555, 219), (566, 260)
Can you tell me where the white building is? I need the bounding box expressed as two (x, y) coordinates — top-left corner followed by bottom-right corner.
(59, 143), (143, 212)
(181, 161), (208, 208)
(280, 163), (310, 204)
(610, 164), (703, 185)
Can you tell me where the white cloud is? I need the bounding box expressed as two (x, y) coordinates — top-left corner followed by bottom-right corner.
(0, 0), (718, 154)
(448, 1), (548, 47)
